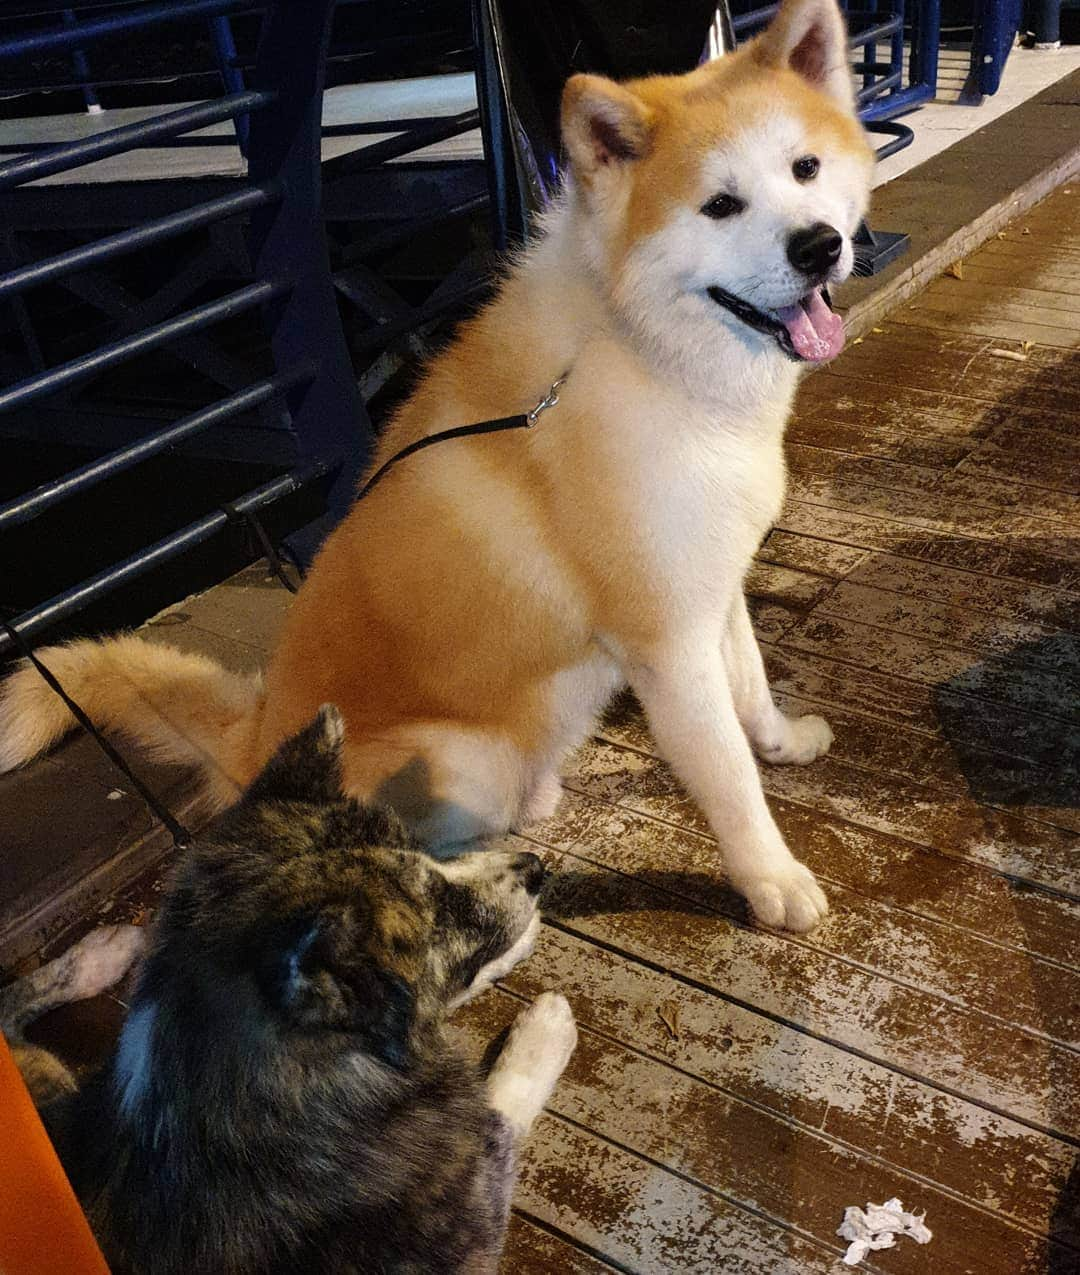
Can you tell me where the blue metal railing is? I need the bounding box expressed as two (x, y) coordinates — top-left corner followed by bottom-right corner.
(729, 0), (941, 156)
(0, 0), (369, 661)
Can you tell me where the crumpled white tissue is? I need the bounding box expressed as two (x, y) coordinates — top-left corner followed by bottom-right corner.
(837, 1197), (932, 1266)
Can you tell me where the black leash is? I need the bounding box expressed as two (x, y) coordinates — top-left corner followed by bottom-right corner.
(2, 618), (192, 847)
(221, 501), (303, 595)
(6, 373), (569, 847)
(354, 374), (567, 502)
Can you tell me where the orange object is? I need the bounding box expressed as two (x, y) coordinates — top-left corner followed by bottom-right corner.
(0, 1032), (110, 1275)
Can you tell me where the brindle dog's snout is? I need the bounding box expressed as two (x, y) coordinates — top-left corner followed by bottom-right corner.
(787, 222), (842, 277)
(513, 852), (546, 895)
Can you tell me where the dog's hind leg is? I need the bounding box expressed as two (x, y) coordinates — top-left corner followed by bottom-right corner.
(724, 592), (833, 766)
(486, 992), (577, 1139)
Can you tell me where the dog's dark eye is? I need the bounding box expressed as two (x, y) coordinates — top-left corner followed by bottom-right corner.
(793, 155), (820, 182)
(701, 193), (744, 220)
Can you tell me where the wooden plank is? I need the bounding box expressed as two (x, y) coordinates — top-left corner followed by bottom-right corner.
(602, 682), (945, 791)
(744, 563), (840, 641)
(481, 924), (1080, 1253)
(539, 780), (1080, 1024)
(788, 412), (975, 468)
(510, 1114), (847, 1274)
(777, 501), (1080, 592)
(810, 579), (1067, 664)
(781, 609), (1079, 726)
(500, 1215), (620, 1274)
(529, 837), (1080, 1133)
(889, 306), (1080, 351)
(602, 671), (1079, 842)
(787, 473), (1073, 546)
(573, 715), (1080, 904)
(959, 428), (1080, 496)
(786, 442), (1080, 523)
(757, 529), (869, 580)
(818, 323), (1080, 391)
(809, 335), (1080, 423)
(843, 551), (1080, 633)
(461, 987), (1066, 1274)
(595, 693), (1080, 953)
(923, 277), (1080, 315)
(762, 642), (1080, 814)
(973, 241), (1080, 281)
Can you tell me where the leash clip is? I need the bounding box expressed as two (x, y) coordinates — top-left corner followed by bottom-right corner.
(526, 375), (567, 426)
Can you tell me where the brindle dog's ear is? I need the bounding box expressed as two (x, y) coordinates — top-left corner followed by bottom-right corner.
(259, 908), (415, 1069)
(246, 704), (346, 805)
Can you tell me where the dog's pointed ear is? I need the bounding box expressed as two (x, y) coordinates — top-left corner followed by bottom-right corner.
(753, 0), (854, 110)
(246, 704), (345, 805)
(561, 74), (654, 181)
(260, 908), (416, 1069)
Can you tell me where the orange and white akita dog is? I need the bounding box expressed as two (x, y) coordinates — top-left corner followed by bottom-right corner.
(0, 0), (873, 932)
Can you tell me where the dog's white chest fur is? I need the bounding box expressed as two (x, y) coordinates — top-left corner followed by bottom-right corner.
(553, 338), (793, 631)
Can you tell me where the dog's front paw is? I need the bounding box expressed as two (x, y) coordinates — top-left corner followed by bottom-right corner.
(737, 861), (828, 932)
(758, 713), (833, 767)
(487, 992), (577, 1137)
(510, 992), (578, 1069)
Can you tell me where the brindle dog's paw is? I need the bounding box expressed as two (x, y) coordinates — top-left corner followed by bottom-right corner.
(487, 992), (577, 1137)
(757, 713), (833, 767)
(511, 992), (577, 1071)
(65, 925), (147, 1001)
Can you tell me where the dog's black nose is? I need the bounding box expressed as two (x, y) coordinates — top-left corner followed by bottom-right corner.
(787, 222), (843, 277)
(514, 852), (546, 895)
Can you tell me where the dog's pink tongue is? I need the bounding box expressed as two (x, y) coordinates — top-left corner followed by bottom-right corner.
(776, 289), (845, 362)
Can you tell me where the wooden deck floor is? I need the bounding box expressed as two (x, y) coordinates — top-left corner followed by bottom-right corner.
(8, 184), (1080, 1272)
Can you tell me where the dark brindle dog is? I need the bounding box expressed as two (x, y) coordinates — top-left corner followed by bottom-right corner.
(0, 707), (576, 1275)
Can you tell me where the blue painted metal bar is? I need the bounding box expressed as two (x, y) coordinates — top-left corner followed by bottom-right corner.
(0, 183), (279, 300)
(910, 0), (941, 92)
(0, 90), (272, 191)
(245, 0), (372, 566)
(209, 15), (250, 154)
(850, 16), (903, 43)
(0, 364), (315, 532)
(62, 8), (103, 114)
(865, 119), (916, 161)
(732, 5), (779, 33)
(0, 0), (254, 61)
(1034, 0), (1061, 45)
(859, 82), (933, 121)
(322, 109), (481, 176)
(0, 279), (287, 415)
(0, 463), (329, 661)
(856, 69), (903, 103)
(343, 193), (490, 264)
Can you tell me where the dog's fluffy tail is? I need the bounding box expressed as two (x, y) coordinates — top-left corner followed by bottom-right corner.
(0, 634), (262, 804)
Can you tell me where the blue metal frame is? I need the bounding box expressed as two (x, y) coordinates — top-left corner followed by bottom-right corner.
(964, 0), (1024, 102)
(729, 0), (941, 153)
(0, 0), (369, 660)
